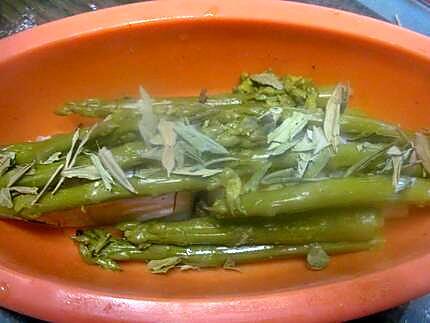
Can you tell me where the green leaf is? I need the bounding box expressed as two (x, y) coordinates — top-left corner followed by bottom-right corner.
(297, 152), (312, 177)
(250, 71), (284, 90)
(243, 161), (272, 193)
(133, 168), (163, 179)
(221, 169), (246, 216)
(172, 166), (223, 178)
(0, 188), (12, 208)
(88, 153), (114, 191)
(175, 122), (229, 155)
(40, 152), (62, 165)
(147, 256), (182, 274)
(98, 147), (137, 194)
(306, 243), (330, 270)
(204, 157), (239, 168)
(0, 152), (15, 176)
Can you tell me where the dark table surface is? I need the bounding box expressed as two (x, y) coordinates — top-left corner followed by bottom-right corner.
(0, 1), (430, 322)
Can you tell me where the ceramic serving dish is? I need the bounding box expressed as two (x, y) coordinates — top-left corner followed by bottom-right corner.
(0, 0), (430, 321)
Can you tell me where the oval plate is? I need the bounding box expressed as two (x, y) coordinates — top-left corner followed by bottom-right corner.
(0, 0), (430, 321)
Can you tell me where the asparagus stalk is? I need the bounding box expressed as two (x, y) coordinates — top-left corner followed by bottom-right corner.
(74, 228), (382, 270)
(212, 176), (430, 218)
(1, 110), (139, 164)
(0, 141), (148, 188)
(120, 208), (382, 247)
(6, 175), (214, 219)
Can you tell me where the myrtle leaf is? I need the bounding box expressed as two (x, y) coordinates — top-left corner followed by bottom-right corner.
(147, 256), (182, 274)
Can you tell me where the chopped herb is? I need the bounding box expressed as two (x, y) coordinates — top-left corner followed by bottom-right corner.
(250, 71), (284, 90)
(0, 188), (12, 208)
(387, 146), (403, 191)
(344, 143), (392, 177)
(9, 186), (38, 195)
(98, 147), (137, 194)
(147, 256), (182, 274)
(88, 153), (114, 191)
(312, 126), (330, 155)
(32, 164), (64, 205)
(395, 176), (416, 193)
(158, 120), (177, 176)
(7, 162), (34, 188)
(172, 167), (223, 178)
(243, 161), (272, 193)
(323, 84), (347, 153)
(40, 152), (62, 165)
(175, 122), (229, 155)
(62, 166), (101, 180)
(414, 133), (430, 174)
(0, 152), (15, 176)
(138, 86), (157, 147)
(307, 243), (330, 270)
(304, 147), (332, 178)
(261, 168), (297, 185)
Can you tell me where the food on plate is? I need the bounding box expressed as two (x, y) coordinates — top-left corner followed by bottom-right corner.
(0, 71), (426, 273)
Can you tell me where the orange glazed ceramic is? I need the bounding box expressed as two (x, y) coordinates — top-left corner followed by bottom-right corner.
(0, 0), (430, 322)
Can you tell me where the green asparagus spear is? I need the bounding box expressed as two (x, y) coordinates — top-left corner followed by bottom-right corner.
(120, 208), (382, 247)
(212, 176), (430, 218)
(74, 228), (382, 271)
(0, 141), (149, 188)
(7, 174), (215, 219)
(1, 110), (139, 164)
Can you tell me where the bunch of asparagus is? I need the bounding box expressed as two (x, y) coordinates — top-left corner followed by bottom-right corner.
(1, 71), (428, 273)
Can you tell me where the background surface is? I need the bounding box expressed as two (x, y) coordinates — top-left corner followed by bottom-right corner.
(0, 1), (430, 322)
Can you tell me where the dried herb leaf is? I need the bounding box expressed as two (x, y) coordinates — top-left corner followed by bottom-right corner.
(297, 152), (312, 177)
(98, 147), (137, 194)
(40, 152), (62, 165)
(307, 243), (330, 270)
(387, 146), (403, 191)
(0, 152), (15, 176)
(179, 265), (200, 271)
(304, 147), (332, 178)
(147, 256), (182, 274)
(323, 84), (346, 153)
(261, 168), (297, 185)
(7, 162), (34, 188)
(175, 122), (229, 155)
(395, 176), (416, 193)
(172, 167), (223, 178)
(267, 112), (309, 155)
(414, 133), (430, 174)
(344, 143), (392, 177)
(198, 88), (208, 104)
(250, 72), (284, 90)
(133, 168), (162, 179)
(9, 186), (38, 195)
(89, 153), (114, 191)
(158, 120), (177, 176)
(32, 164), (64, 205)
(0, 188), (13, 208)
(204, 157), (239, 167)
(312, 126), (330, 155)
(243, 161), (272, 193)
(138, 86), (157, 146)
(62, 166), (100, 180)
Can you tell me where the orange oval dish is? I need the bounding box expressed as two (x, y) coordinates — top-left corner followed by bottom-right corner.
(1, 0), (430, 321)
